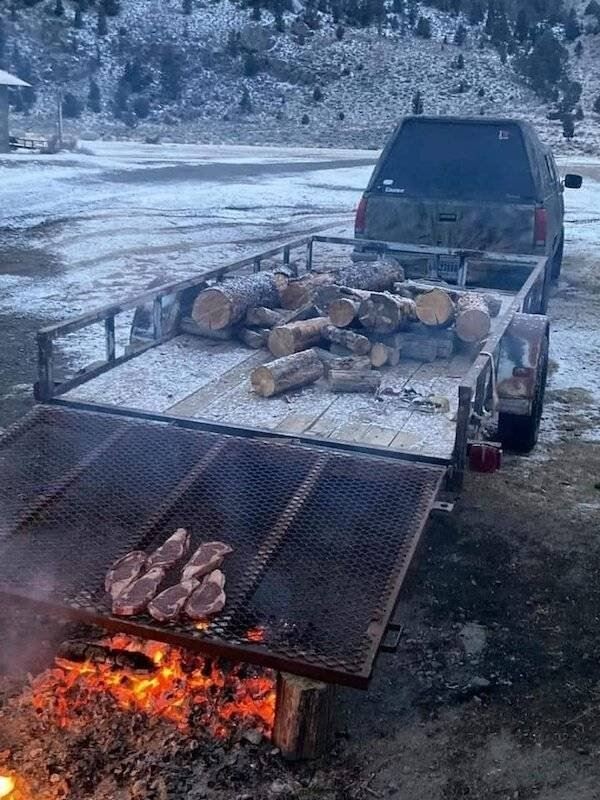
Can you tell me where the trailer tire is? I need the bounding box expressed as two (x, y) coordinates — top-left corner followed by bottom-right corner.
(551, 232), (564, 281)
(497, 334), (549, 453)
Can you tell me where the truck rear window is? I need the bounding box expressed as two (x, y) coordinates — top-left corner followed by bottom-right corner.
(373, 120), (536, 203)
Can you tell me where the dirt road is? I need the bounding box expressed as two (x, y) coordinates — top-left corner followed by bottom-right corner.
(0, 146), (599, 799)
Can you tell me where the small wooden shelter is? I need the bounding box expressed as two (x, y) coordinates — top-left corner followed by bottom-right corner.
(0, 69), (31, 153)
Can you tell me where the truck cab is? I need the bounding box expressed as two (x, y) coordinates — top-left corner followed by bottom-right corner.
(355, 116), (582, 281)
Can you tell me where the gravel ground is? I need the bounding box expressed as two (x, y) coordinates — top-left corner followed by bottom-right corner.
(0, 147), (598, 799)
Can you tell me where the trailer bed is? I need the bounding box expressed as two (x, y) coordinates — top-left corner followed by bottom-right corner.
(62, 290), (513, 462)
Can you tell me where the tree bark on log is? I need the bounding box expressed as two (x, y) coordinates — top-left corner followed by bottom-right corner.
(273, 672), (336, 761)
(268, 317), (329, 357)
(192, 272), (288, 330)
(455, 294), (492, 343)
(414, 288), (456, 328)
(245, 306), (285, 328)
(251, 350), (324, 397)
(358, 293), (417, 334)
(314, 349), (372, 374)
(328, 369), (381, 393)
(238, 327), (269, 349)
(394, 283), (502, 319)
(322, 324), (372, 355)
(370, 343), (401, 368)
(282, 261), (404, 310)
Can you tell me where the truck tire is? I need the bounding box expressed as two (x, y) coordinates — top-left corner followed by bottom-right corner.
(497, 334), (549, 453)
(551, 232), (564, 281)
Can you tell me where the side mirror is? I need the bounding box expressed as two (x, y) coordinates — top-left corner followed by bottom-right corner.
(564, 173), (583, 189)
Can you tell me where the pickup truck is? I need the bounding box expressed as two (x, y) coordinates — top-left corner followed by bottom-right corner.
(0, 234), (552, 695)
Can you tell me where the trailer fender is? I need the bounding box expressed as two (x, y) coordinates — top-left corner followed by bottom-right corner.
(496, 313), (549, 416)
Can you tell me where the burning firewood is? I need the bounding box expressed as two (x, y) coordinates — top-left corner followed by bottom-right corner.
(57, 641), (156, 673)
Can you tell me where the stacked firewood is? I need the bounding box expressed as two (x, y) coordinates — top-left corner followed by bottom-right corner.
(187, 263), (501, 398)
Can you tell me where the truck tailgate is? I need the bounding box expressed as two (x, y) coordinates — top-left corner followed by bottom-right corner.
(363, 195), (535, 252)
(0, 405), (445, 688)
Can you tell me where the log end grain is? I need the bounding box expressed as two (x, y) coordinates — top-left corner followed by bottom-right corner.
(192, 288), (233, 331)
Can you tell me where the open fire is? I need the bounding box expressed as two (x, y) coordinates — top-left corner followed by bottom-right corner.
(0, 776), (15, 798)
(30, 634), (276, 738)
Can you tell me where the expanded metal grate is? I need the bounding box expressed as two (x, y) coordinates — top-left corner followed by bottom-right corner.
(0, 405), (444, 687)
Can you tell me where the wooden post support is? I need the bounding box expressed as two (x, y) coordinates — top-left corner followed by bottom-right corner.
(273, 672), (336, 761)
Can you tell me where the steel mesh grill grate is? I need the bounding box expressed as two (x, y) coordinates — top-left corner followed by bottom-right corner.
(0, 405), (444, 687)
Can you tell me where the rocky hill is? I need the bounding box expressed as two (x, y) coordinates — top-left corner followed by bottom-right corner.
(1, 0), (599, 151)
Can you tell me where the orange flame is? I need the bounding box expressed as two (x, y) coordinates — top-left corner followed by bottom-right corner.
(245, 627), (266, 643)
(31, 635), (275, 738)
(0, 776), (15, 799)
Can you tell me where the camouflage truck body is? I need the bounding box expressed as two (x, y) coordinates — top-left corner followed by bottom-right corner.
(355, 117), (571, 277)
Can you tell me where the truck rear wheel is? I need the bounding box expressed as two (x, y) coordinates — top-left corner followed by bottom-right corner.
(497, 334), (549, 453)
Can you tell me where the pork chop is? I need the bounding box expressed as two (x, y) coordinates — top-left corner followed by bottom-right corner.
(147, 528), (190, 570)
(182, 542), (233, 582)
(148, 579), (199, 622)
(184, 570), (227, 620)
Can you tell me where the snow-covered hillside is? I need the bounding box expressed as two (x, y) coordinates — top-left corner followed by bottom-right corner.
(3, 0), (599, 151)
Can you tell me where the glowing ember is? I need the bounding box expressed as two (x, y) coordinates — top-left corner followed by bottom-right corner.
(31, 634), (275, 738)
(0, 776), (15, 798)
(246, 627), (266, 643)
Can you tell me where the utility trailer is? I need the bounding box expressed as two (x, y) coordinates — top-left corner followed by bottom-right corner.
(0, 235), (551, 756)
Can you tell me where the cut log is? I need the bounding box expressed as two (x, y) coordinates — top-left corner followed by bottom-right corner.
(280, 272), (337, 310)
(322, 325), (371, 355)
(358, 293), (418, 334)
(273, 672), (336, 761)
(245, 306), (285, 328)
(328, 297), (361, 328)
(455, 293), (492, 343)
(415, 288), (456, 328)
(282, 260), (404, 310)
(57, 641), (155, 673)
(314, 349), (372, 374)
(370, 343), (400, 368)
(328, 369), (381, 393)
(251, 349), (324, 397)
(268, 317), (329, 358)
(180, 317), (236, 340)
(192, 271), (288, 330)
(394, 282), (503, 320)
(238, 327), (269, 349)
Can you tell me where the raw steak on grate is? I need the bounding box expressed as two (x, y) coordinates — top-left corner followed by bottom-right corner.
(148, 579), (199, 622)
(184, 570), (227, 620)
(147, 528), (191, 570)
(182, 542), (233, 582)
(112, 567), (166, 616)
(105, 551), (148, 600)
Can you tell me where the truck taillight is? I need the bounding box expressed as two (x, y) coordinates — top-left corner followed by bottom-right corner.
(534, 207), (547, 247)
(355, 197), (367, 235)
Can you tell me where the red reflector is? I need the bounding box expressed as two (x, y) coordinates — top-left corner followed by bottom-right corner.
(534, 207), (547, 247)
(468, 442), (502, 473)
(355, 197), (367, 235)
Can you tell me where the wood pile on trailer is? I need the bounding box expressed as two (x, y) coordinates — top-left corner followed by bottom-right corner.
(185, 261), (502, 399)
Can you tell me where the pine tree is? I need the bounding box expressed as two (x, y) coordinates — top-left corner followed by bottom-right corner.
(113, 80), (129, 117)
(407, 0), (417, 27)
(519, 28), (567, 97)
(574, 105), (584, 120)
(574, 40), (583, 57)
(564, 8), (581, 41)
(97, 9), (108, 35)
(62, 92), (82, 118)
(102, 0), (120, 16)
(239, 86), (252, 113)
(301, 113), (310, 124)
(558, 79), (582, 113)
(313, 85), (323, 101)
(454, 23), (467, 45)
(477, 86), (485, 96)
(275, 10), (285, 31)
(336, 23), (345, 39)
(515, 8), (529, 42)
(160, 45), (183, 101)
(88, 79), (101, 112)
(456, 52), (465, 68)
(74, 6), (84, 27)
(0, 19), (6, 70)
(411, 90), (423, 114)
(390, 14), (399, 29)
(562, 114), (574, 139)
(585, 0), (600, 18)
(133, 96), (150, 118)
(243, 52), (260, 77)
(183, 0), (192, 13)
(593, 95), (600, 114)
(415, 15), (432, 37)
(468, 0), (484, 24)
(54, 0), (64, 16)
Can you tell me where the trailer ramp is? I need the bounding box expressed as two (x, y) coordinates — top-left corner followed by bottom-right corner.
(0, 406), (444, 688)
